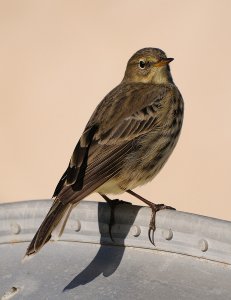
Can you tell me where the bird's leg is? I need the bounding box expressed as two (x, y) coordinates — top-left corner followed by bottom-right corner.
(126, 189), (175, 245)
(99, 193), (131, 241)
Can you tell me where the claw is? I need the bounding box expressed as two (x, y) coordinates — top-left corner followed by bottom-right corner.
(156, 204), (176, 211)
(148, 209), (156, 245)
(148, 228), (155, 246)
(148, 204), (176, 246)
(126, 190), (176, 245)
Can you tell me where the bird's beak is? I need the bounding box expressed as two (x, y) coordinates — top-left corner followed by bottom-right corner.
(154, 57), (174, 67)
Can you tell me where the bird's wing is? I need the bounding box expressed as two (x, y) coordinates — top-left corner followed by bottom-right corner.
(54, 83), (173, 202)
(53, 125), (98, 196)
(97, 99), (160, 145)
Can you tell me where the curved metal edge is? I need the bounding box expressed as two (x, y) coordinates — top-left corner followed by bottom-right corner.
(0, 199), (231, 265)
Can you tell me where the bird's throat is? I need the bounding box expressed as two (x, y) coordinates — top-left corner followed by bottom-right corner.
(151, 67), (173, 85)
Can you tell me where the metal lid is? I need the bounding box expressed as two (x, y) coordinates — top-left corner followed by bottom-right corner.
(1, 200), (231, 299)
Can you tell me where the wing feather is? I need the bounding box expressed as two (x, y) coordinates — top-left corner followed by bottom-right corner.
(54, 83), (173, 202)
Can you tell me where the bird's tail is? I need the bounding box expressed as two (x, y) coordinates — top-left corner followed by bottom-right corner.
(24, 199), (73, 259)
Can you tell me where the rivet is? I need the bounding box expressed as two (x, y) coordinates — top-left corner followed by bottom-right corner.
(162, 229), (173, 240)
(71, 220), (81, 232)
(198, 239), (208, 252)
(130, 225), (141, 237)
(10, 223), (21, 235)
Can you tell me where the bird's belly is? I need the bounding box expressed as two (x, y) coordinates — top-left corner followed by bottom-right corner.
(96, 179), (125, 195)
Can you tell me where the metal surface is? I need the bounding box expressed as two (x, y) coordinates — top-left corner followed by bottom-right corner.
(0, 200), (231, 299)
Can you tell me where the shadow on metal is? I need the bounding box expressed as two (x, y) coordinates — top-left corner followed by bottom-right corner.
(64, 202), (140, 291)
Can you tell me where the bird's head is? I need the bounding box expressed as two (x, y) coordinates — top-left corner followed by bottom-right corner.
(123, 48), (174, 84)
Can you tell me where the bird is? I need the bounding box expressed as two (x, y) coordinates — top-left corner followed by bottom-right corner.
(25, 47), (184, 257)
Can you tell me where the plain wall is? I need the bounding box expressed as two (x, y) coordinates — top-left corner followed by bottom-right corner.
(1, 0), (231, 220)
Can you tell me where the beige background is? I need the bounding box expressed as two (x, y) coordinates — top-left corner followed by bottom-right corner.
(0, 0), (231, 220)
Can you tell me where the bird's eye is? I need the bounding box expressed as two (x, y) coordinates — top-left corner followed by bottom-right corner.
(139, 60), (146, 69)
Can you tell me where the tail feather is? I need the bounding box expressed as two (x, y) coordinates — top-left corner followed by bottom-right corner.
(25, 200), (73, 257)
(51, 203), (73, 241)
(24, 141), (133, 259)
(24, 171), (110, 258)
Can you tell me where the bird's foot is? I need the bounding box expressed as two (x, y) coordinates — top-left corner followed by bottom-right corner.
(148, 204), (175, 245)
(106, 199), (132, 241)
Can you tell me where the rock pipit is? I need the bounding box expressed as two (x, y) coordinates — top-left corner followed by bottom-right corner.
(25, 47), (184, 257)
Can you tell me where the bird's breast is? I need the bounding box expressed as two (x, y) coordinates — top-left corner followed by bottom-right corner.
(116, 94), (184, 190)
